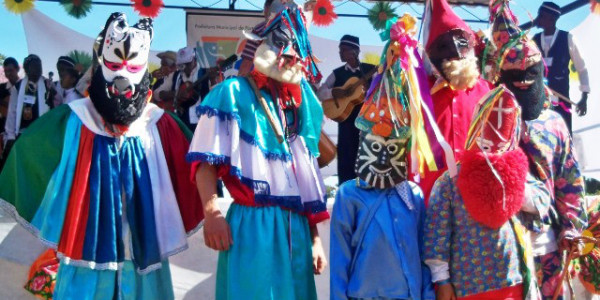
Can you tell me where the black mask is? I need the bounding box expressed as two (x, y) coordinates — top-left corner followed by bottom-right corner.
(88, 67), (150, 127)
(355, 133), (408, 189)
(499, 61), (545, 121)
(427, 29), (473, 75)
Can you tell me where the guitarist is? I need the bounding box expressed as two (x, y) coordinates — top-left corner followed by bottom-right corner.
(151, 50), (179, 111)
(317, 35), (375, 184)
(174, 46), (220, 131)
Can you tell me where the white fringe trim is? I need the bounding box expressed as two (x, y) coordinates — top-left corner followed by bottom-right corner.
(0, 198), (58, 249)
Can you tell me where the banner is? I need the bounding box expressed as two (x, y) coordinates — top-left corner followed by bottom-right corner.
(186, 9), (263, 74)
(185, 8), (383, 81)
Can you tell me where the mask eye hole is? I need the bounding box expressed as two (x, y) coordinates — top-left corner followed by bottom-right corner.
(387, 144), (398, 155)
(126, 64), (145, 73)
(454, 38), (469, 48)
(476, 137), (493, 152)
(103, 59), (123, 71)
(371, 142), (382, 153)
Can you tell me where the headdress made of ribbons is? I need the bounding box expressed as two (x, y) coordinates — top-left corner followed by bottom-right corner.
(355, 14), (457, 180)
(250, 1), (322, 83)
(481, 0), (542, 82)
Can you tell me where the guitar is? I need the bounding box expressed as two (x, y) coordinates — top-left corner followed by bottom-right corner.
(175, 54), (238, 112)
(322, 66), (378, 122)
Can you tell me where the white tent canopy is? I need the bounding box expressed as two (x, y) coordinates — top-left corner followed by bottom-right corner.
(21, 9), (161, 78)
(571, 13), (600, 180)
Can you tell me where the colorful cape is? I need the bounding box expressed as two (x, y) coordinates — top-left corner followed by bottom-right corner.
(187, 77), (329, 226)
(0, 98), (203, 274)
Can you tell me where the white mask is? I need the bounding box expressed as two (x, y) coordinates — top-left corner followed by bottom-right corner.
(98, 13), (153, 86)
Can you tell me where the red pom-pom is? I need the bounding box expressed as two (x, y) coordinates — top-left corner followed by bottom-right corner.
(457, 149), (528, 229)
(131, 0), (163, 18)
(312, 0), (337, 27)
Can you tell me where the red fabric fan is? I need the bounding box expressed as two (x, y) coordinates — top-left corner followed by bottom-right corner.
(312, 0), (337, 27)
(131, 0), (163, 18)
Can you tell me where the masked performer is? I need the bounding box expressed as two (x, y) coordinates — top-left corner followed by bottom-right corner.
(0, 13), (203, 299)
(424, 81), (552, 299)
(330, 14), (437, 300)
(188, 2), (328, 299)
(482, 1), (588, 298)
(418, 0), (495, 201)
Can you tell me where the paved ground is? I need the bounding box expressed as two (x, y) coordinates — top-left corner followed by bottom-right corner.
(0, 200), (331, 300)
(2, 198), (599, 300)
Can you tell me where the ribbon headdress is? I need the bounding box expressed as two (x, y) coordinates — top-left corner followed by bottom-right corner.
(355, 14), (457, 181)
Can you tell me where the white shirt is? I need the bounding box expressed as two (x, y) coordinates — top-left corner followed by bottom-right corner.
(316, 63), (362, 101)
(152, 72), (176, 103)
(4, 77), (50, 143)
(541, 31), (590, 93)
(62, 87), (81, 104)
(175, 63), (202, 124)
(53, 81), (64, 107)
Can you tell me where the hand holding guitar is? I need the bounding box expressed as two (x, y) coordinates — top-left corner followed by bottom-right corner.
(321, 67), (378, 122)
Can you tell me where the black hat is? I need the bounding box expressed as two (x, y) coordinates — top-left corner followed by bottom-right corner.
(57, 56), (76, 69)
(3, 57), (19, 68)
(539, 2), (561, 18)
(340, 35), (360, 50)
(23, 54), (41, 69)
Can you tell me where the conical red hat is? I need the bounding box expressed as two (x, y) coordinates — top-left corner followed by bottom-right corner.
(425, 0), (474, 50)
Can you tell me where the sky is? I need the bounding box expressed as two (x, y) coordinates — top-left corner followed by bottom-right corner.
(0, 0), (592, 66)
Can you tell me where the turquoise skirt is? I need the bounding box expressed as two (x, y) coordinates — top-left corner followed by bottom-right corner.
(54, 260), (174, 300)
(216, 204), (317, 300)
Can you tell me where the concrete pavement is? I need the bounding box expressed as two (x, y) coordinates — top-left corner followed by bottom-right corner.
(0, 199), (331, 300)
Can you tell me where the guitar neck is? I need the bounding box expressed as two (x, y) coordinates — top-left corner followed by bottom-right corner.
(348, 67), (377, 90)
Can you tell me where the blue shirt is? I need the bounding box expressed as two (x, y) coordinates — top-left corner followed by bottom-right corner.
(330, 180), (434, 300)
